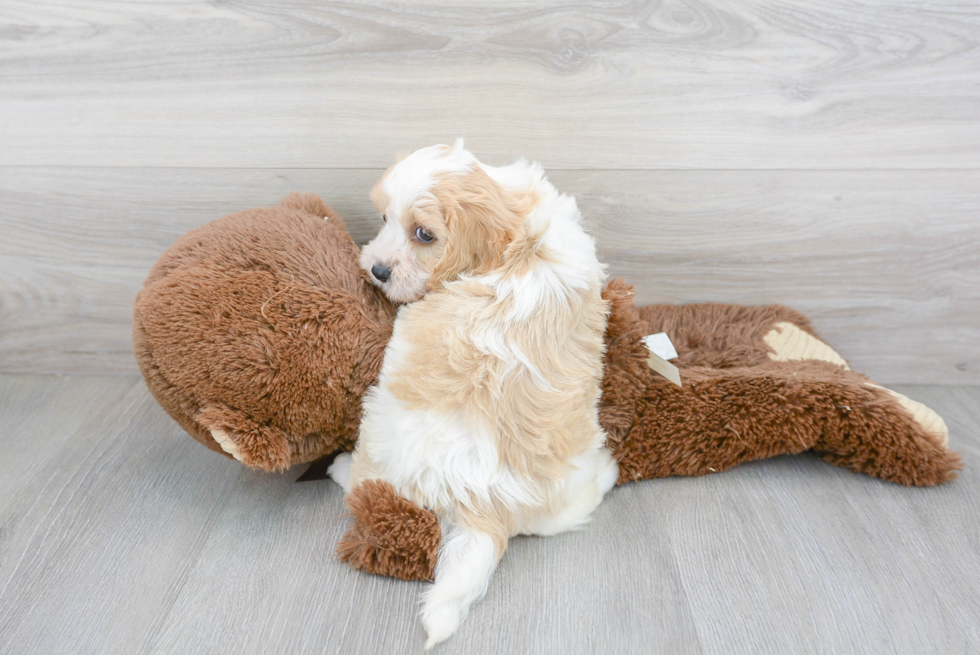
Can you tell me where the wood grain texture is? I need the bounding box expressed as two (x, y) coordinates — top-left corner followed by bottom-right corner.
(2, 166), (977, 383)
(2, 0), (980, 169)
(0, 375), (977, 653)
(0, 375), (132, 521)
(0, 376), (245, 654)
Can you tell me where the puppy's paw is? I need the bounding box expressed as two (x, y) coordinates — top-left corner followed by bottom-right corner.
(328, 453), (353, 493)
(421, 598), (463, 650)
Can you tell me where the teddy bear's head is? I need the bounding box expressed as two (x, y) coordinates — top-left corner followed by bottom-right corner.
(134, 193), (396, 471)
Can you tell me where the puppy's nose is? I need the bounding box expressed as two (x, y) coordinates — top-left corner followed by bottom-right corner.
(371, 263), (392, 283)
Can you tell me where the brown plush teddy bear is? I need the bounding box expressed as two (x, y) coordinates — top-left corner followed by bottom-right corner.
(134, 193), (961, 582)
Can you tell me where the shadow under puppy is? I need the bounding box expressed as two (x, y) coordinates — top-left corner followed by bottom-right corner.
(328, 141), (617, 648)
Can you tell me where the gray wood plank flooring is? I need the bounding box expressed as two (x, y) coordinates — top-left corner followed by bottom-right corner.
(2, 167), (978, 383)
(0, 374), (977, 654)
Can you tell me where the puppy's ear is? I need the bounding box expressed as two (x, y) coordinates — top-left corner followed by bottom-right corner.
(428, 170), (525, 290)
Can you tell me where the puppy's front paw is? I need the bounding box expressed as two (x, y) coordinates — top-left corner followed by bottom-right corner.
(328, 453), (353, 493)
(421, 598), (463, 650)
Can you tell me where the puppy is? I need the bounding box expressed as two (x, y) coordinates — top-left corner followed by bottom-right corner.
(329, 140), (618, 648)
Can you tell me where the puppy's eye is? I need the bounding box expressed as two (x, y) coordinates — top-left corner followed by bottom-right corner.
(382, 214), (387, 223)
(415, 227), (435, 243)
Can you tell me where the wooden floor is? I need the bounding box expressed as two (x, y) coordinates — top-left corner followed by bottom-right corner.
(0, 374), (977, 654)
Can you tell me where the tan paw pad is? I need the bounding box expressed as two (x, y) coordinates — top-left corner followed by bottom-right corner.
(764, 322), (850, 369)
(211, 429), (244, 462)
(866, 384), (950, 448)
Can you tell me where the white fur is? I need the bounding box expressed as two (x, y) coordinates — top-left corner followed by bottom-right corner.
(384, 139), (474, 217)
(337, 142), (617, 648)
(485, 200), (605, 322)
(359, 384), (539, 511)
(327, 452), (352, 493)
(421, 524), (497, 649)
(354, 317), (545, 512)
(518, 448), (618, 537)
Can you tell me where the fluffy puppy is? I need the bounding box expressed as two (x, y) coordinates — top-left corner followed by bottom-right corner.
(329, 140), (618, 648)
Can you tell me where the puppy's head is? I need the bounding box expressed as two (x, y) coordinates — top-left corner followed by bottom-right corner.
(361, 140), (532, 303)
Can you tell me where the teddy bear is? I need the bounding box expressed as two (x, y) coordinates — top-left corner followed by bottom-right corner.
(133, 193), (961, 582)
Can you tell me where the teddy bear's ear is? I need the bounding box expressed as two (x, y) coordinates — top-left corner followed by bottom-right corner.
(280, 192), (345, 228)
(602, 278), (643, 341)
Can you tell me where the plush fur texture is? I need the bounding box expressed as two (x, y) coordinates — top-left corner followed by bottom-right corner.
(336, 479), (442, 581)
(134, 193), (963, 589)
(134, 193), (395, 471)
(603, 281), (960, 484)
(348, 143), (617, 647)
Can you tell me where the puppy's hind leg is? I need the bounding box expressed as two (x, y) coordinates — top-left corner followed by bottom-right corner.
(522, 447), (618, 537)
(327, 453), (353, 493)
(421, 521), (503, 649)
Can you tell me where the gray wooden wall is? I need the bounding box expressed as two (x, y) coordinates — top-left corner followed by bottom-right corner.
(1, 0), (978, 383)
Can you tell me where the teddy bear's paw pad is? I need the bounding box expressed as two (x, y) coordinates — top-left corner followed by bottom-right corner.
(764, 321), (850, 369)
(211, 429), (244, 462)
(867, 383), (949, 448)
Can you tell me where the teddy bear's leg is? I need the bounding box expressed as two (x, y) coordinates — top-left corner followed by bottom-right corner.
(865, 384), (949, 447)
(762, 321), (949, 447)
(612, 360), (961, 487)
(612, 366), (824, 483)
(807, 377), (961, 486)
(737, 351), (958, 485)
(763, 321), (849, 368)
(195, 404), (292, 472)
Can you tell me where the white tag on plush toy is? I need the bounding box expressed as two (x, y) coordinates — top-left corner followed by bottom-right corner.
(643, 332), (678, 361)
(643, 333), (682, 387)
(646, 352), (682, 387)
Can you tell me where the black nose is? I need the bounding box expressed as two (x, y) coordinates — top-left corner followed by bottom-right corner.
(371, 263), (392, 283)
